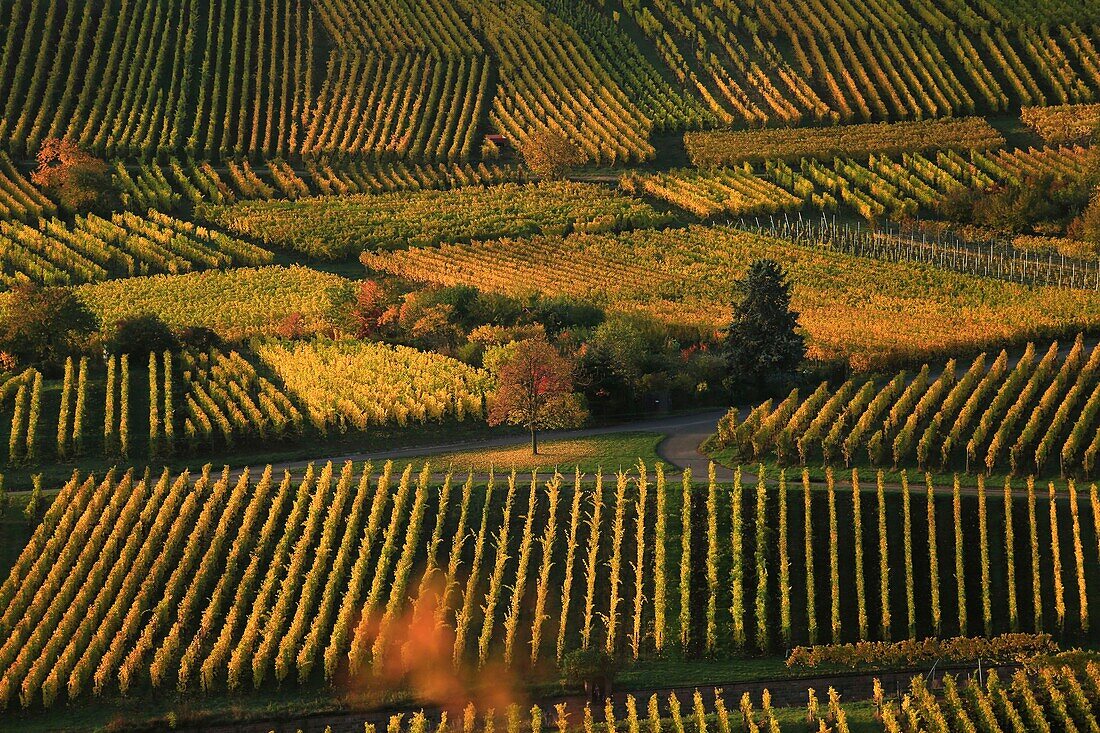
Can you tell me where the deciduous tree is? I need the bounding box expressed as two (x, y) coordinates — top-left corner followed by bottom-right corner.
(0, 284), (97, 371)
(520, 129), (585, 180)
(30, 138), (117, 213)
(488, 338), (586, 454)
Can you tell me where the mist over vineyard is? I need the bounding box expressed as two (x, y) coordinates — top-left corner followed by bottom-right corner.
(1, 0), (1100, 730)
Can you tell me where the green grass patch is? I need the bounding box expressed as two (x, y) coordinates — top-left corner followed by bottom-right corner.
(0, 516), (32, 580)
(388, 432), (668, 474)
(616, 656), (792, 688)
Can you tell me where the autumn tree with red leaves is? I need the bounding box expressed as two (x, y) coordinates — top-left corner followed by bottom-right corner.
(488, 338), (587, 454)
(346, 280), (389, 338)
(31, 138), (117, 213)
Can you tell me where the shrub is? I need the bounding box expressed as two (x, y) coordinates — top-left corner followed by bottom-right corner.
(108, 314), (179, 355)
(560, 648), (618, 689)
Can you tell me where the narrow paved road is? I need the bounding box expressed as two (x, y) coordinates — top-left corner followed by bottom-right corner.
(257, 409), (729, 479)
(253, 411), (1048, 500)
(14, 401), (1072, 499)
(656, 415), (736, 480)
(7, 409), (732, 496)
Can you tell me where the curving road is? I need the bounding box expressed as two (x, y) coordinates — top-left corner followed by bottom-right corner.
(12, 400), (1074, 497)
(4, 409), (730, 496)
(257, 409), (730, 479)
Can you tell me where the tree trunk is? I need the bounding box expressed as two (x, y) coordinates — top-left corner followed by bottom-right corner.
(531, 426), (538, 455)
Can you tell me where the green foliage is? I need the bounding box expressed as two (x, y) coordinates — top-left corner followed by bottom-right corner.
(22, 474), (41, 522)
(30, 139), (118, 214)
(0, 284), (97, 370)
(520, 129), (586, 180)
(939, 174), (1095, 234)
(106, 314), (179, 356)
(488, 338), (587, 454)
(560, 648), (618, 688)
(1067, 190), (1100, 249)
(723, 259), (805, 393)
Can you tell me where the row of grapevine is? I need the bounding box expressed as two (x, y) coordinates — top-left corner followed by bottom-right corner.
(207, 181), (667, 259)
(0, 338), (487, 465)
(470, 0), (655, 164)
(541, 0), (718, 131)
(717, 335), (1100, 476)
(5, 358), (93, 466)
(65, 667), (1096, 733)
(617, 142), (1094, 221)
(0, 0), (660, 161)
(620, 167), (801, 218)
(107, 158), (529, 214)
(894, 666), (1100, 733)
(0, 0), (312, 159)
(69, 265), (345, 341)
(0, 210), (272, 289)
(177, 348), (303, 451)
(685, 117), (1004, 166)
(310, 0), (481, 55)
(306, 160), (528, 196)
(739, 212), (1100, 292)
(4, 461), (1100, 708)
(4, 369), (41, 465)
(300, 53), (490, 162)
(611, 0), (1100, 127)
(1022, 102), (1100, 143)
(4, 0), (1100, 157)
(0, 153), (53, 222)
(254, 339), (490, 431)
(363, 224), (1100, 370)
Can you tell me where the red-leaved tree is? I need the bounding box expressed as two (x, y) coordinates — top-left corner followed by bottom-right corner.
(488, 338), (587, 454)
(31, 138), (116, 213)
(350, 280), (389, 338)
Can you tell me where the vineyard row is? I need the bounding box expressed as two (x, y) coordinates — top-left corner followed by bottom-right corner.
(1, 462), (1099, 707)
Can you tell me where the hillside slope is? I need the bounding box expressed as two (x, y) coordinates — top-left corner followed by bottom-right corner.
(4, 0), (1100, 163)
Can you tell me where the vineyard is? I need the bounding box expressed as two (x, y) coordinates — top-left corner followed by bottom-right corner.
(738, 218), (1100, 290)
(83, 668), (1100, 733)
(204, 182), (667, 258)
(683, 118), (1005, 166)
(5, 0), (1100, 728)
(0, 0), (657, 162)
(362, 226), (1100, 368)
(608, 0), (1100, 127)
(3, 462), (1100, 709)
(299, 53), (490, 161)
(2, 0), (1100, 161)
(0, 210), (271, 289)
(110, 157), (530, 210)
(626, 143), (1098, 221)
(69, 265), (346, 339)
(1023, 102), (1100, 143)
(0, 153), (54, 222)
(0, 338), (490, 467)
(255, 339), (490, 430)
(716, 335), (1100, 477)
(621, 168), (802, 218)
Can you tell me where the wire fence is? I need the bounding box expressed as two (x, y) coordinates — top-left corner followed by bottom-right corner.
(735, 213), (1100, 290)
